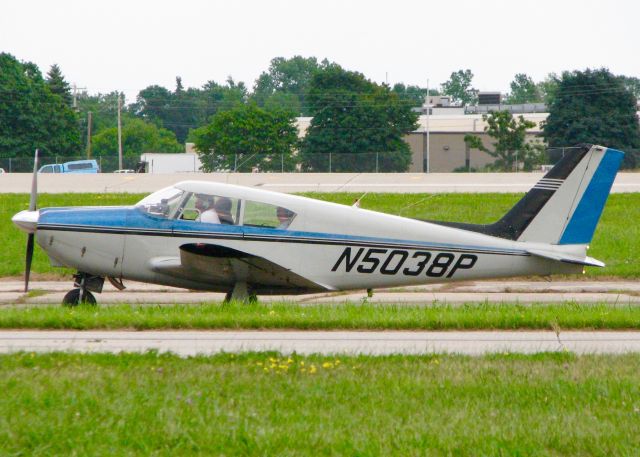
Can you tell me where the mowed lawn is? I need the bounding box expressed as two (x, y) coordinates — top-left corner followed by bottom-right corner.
(1, 192), (638, 277)
(1, 352), (639, 455)
(1, 302), (640, 330)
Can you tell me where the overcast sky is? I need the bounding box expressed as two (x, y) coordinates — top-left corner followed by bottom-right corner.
(2, 0), (638, 102)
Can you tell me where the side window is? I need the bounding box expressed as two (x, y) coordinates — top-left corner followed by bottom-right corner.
(41, 165), (53, 173)
(177, 193), (240, 225)
(243, 201), (296, 229)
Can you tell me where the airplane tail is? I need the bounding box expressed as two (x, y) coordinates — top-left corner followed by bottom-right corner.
(434, 144), (624, 246)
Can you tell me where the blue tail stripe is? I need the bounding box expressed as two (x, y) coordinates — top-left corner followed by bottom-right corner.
(559, 148), (624, 245)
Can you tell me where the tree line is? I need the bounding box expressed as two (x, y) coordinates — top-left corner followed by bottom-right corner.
(1, 52), (639, 171)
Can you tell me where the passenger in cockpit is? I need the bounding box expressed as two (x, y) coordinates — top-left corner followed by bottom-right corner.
(215, 197), (234, 224)
(195, 194), (220, 224)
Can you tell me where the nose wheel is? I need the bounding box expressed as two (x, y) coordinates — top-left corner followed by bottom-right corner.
(62, 288), (97, 306)
(62, 273), (103, 306)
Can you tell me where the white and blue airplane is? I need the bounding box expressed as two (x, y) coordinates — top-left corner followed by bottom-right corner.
(12, 144), (623, 305)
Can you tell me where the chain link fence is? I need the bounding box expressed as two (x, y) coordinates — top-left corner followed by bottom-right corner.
(2, 148), (638, 173)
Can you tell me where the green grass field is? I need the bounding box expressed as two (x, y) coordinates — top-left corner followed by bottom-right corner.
(1, 192), (639, 277)
(1, 302), (639, 330)
(1, 352), (639, 455)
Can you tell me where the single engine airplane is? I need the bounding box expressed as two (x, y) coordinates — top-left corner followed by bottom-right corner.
(12, 144), (623, 305)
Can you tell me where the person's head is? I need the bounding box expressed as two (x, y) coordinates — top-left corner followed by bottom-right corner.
(215, 197), (232, 216)
(195, 194), (214, 212)
(277, 207), (294, 223)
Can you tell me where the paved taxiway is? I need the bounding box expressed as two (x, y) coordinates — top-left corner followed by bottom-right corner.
(1, 279), (639, 306)
(3, 172), (640, 194)
(1, 330), (639, 355)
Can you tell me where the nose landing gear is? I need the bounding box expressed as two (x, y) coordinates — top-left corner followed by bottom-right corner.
(62, 273), (104, 306)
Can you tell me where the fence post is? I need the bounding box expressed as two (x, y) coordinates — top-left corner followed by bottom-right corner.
(329, 152), (332, 173)
(281, 154), (284, 173)
(8, 158), (11, 173)
(234, 154), (238, 172)
(376, 152), (379, 173)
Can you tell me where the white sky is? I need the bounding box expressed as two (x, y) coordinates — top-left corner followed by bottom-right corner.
(1, 0), (638, 103)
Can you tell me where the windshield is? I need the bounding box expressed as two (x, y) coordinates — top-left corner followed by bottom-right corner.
(136, 186), (185, 218)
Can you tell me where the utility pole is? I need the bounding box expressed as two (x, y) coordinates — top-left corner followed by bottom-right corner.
(86, 112), (92, 158)
(425, 79), (430, 173)
(117, 94), (123, 170)
(71, 83), (86, 111)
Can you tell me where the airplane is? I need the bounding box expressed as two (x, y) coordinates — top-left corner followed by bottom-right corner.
(12, 144), (624, 305)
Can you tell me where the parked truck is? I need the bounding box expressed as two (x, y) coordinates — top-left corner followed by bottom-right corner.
(139, 153), (202, 173)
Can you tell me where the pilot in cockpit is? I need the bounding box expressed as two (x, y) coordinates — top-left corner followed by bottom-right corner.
(195, 194), (220, 223)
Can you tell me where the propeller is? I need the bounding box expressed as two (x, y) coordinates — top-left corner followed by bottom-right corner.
(24, 149), (38, 292)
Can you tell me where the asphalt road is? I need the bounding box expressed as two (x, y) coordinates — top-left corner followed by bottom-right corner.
(1, 330), (639, 355)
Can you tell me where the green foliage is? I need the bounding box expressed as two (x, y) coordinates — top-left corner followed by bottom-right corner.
(92, 117), (183, 159)
(192, 104), (299, 172)
(132, 77), (248, 144)
(543, 68), (640, 168)
(45, 64), (72, 106)
(440, 69), (477, 106)
(464, 110), (545, 171)
(251, 56), (330, 116)
(536, 73), (560, 105)
(0, 53), (81, 158)
(301, 65), (418, 172)
(1, 352), (640, 455)
(391, 83), (438, 108)
(504, 73), (541, 104)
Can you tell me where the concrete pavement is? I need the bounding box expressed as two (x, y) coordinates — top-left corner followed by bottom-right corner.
(1, 330), (640, 355)
(1, 279), (639, 306)
(2, 172), (640, 194)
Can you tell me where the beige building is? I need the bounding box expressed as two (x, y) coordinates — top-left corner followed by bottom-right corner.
(295, 113), (548, 172)
(405, 113), (547, 172)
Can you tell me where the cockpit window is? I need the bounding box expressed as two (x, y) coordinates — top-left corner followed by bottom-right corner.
(176, 192), (240, 225)
(243, 201), (296, 229)
(136, 186), (185, 218)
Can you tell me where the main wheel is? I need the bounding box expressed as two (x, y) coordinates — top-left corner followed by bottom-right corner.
(62, 288), (97, 306)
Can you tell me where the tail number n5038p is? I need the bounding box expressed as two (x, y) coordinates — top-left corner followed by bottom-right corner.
(331, 247), (477, 278)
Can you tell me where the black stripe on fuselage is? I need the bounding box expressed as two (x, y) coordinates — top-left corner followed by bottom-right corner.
(37, 224), (529, 257)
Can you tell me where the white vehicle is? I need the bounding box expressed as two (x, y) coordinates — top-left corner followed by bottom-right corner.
(140, 152), (201, 173)
(13, 145), (624, 305)
(0, 168), (5, 174)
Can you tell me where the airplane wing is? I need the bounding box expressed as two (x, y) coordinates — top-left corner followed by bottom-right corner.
(149, 243), (333, 294)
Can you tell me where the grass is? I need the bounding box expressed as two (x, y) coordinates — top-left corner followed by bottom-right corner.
(1, 351), (639, 455)
(1, 192), (639, 277)
(1, 302), (640, 330)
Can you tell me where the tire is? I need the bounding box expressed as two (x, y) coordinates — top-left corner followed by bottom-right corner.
(62, 288), (97, 306)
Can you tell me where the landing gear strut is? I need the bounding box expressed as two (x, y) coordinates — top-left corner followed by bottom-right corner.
(62, 273), (103, 306)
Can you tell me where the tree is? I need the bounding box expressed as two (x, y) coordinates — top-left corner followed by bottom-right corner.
(251, 56), (330, 115)
(505, 73), (541, 104)
(440, 69), (477, 106)
(536, 73), (559, 105)
(391, 83), (440, 108)
(0, 53), (81, 161)
(192, 104), (299, 172)
(464, 110), (545, 171)
(543, 68), (640, 168)
(92, 118), (183, 166)
(300, 65), (418, 172)
(133, 78), (247, 144)
(46, 64), (72, 106)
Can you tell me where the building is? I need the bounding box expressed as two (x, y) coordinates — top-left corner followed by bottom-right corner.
(404, 112), (547, 172)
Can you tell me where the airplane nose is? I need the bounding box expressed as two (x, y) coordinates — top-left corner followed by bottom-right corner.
(12, 210), (39, 233)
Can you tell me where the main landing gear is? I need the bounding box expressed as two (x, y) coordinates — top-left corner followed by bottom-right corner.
(62, 273), (104, 306)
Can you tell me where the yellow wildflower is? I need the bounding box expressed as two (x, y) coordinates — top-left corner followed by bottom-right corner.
(322, 362), (333, 369)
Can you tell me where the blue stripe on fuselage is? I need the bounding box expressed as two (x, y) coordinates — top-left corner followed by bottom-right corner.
(38, 206), (527, 256)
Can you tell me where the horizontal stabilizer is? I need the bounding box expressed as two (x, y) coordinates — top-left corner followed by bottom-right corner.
(526, 248), (605, 267)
